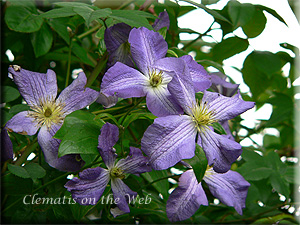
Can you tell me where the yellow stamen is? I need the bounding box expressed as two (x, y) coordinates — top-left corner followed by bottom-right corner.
(148, 68), (163, 87)
(110, 167), (125, 179)
(189, 100), (218, 132)
(28, 99), (65, 129)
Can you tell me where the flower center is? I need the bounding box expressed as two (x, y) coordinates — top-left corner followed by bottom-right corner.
(110, 167), (125, 179)
(190, 100), (217, 131)
(28, 100), (65, 129)
(44, 107), (52, 117)
(149, 69), (163, 87)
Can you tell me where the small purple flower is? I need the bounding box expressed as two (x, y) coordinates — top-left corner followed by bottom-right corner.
(5, 65), (99, 171)
(65, 123), (151, 216)
(210, 72), (239, 97)
(141, 67), (254, 172)
(104, 11), (170, 68)
(1, 128), (14, 162)
(166, 168), (250, 222)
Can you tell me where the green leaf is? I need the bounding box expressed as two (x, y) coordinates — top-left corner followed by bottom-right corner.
(31, 23), (53, 57)
(8, 164), (30, 179)
(212, 37), (248, 61)
(69, 203), (95, 222)
(5, 6), (43, 33)
(197, 59), (225, 74)
(122, 113), (156, 128)
(184, 144), (208, 183)
(9, 104), (30, 115)
(1, 86), (20, 103)
(8, 163), (46, 179)
(212, 122), (226, 135)
(141, 170), (169, 201)
(266, 93), (293, 126)
(183, 1), (231, 23)
(54, 110), (104, 140)
(252, 214), (296, 224)
(243, 167), (273, 181)
(257, 5), (287, 26)
(228, 1), (255, 29)
(58, 123), (101, 157)
(110, 10), (153, 30)
(40, 7), (77, 18)
(242, 51), (272, 100)
(73, 7), (111, 26)
(24, 163), (46, 179)
(158, 27), (168, 39)
(71, 42), (94, 66)
(47, 18), (70, 45)
(242, 7), (266, 38)
(54, 2), (95, 8)
(269, 172), (290, 198)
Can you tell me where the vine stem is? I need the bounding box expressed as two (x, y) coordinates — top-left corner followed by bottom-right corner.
(137, 174), (178, 193)
(86, 51), (108, 87)
(14, 139), (38, 166)
(65, 41), (73, 88)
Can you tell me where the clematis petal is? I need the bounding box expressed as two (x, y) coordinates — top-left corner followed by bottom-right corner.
(128, 27), (168, 75)
(115, 147), (152, 175)
(204, 169), (250, 215)
(98, 123), (119, 168)
(152, 11), (170, 31)
(1, 128), (14, 161)
(101, 62), (148, 99)
(111, 178), (137, 213)
(96, 92), (118, 108)
(104, 23), (134, 67)
(180, 55), (211, 92)
(202, 91), (255, 121)
(6, 111), (40, 136)
(145, 85), (183, 117)
(141, 115), (197, 170)
(57, 72), (99, 115)
(65, 167), (110, 205)
(166, 170), (208, 222)
(198, 128), (242, 173)
(165, 60), (196, 114)
(210, 72), (239, 97)
(8, 66), (57, 107)
(38, 124), (85, 172)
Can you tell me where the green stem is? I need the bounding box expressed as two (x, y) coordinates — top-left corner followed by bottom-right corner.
(137, 175), (178, 193)
(76, 23), (102, 40)
(14, 139), (38, 166)
(65, 42), (73, 88)
(92, 105), (129, 115)
(86, 51), (108, 87)
(120, 97), (145, 125)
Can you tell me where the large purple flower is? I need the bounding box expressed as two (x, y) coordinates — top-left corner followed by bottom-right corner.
(166, 168), (250, 222)
(101, 26), (183, 117)
(5, 65), (99, 171)
(104, 11), (170, 68)
(141, 67), (255, 172)
(65, 123), (151, 216)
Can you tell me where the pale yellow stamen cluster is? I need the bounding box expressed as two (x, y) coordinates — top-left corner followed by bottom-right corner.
(110, 167), (125, 179)
(190, 100), (218, 132)
(28, 99), (65, 129)
(148, 68), (163, 87)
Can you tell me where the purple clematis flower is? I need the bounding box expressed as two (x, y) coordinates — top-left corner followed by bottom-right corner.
(65, 123), (151, 216)
(5, 65), (99, 171)
(1, 128), (14, 162)
(166, 168), (250, 222)
(210, 72), (240, 140)
(101, 26), (184, 117)
(141, 67), (254, 172)
(104, 11), (170, 68)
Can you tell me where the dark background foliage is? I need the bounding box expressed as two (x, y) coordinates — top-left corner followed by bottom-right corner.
(1, 0), (299, 224)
